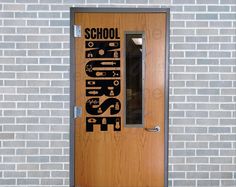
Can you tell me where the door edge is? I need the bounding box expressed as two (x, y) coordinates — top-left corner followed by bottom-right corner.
(69, 7), (170, 187)
(165, 8), (170, 187)
(70, 7), (76, 187)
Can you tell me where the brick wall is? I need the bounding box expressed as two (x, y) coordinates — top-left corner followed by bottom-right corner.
(0, 0), (235, 186)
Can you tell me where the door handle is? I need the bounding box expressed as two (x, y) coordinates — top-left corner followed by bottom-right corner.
(145, 125), (161, 132)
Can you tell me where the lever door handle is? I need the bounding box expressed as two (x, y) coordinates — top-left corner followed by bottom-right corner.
(144, 125), (161, 132)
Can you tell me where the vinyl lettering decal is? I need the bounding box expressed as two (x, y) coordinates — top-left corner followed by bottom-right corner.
(86, 98), (121, 115)
(85, 41), (120, 58)
(86, 117), (121, 132)
(85, 60), (120, 77)
(84, 28), (121, 132)
(86, 79), (120, 97)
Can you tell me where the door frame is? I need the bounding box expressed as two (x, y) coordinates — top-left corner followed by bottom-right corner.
(70, 7), (170, 187)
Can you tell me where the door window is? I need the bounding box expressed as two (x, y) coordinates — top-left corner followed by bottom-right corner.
(125, 33), (145, 127)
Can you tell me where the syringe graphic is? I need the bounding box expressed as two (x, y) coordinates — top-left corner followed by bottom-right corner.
(100, 61), (116, 66)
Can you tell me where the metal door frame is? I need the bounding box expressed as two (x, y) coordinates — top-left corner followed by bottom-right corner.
(70, 7), (170, 187)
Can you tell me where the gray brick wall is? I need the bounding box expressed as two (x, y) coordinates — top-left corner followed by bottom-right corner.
(0, 0), (235, 187)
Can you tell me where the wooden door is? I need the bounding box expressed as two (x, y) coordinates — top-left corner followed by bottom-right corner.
(70, 8), (169, 187)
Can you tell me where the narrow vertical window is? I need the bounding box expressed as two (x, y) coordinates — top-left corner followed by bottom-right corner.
(125, 33), (144, 127)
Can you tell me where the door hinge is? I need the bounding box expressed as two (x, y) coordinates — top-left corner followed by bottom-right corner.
(73, 25), (81, 37)
(74, 106), (82, 118)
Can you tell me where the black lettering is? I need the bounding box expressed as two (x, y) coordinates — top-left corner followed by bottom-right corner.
(84, 28), (120, 40)
(97, 28), (103, 39)
(84, 27), (121, 132)
(109, 28), (114, 39)
(86, 117), (121, 132)
(103, 28), (109, 39)
(115, 28), (120, 39)
(86, 98), (121, 115)
(86, 79), (120, 97)
(90, 28), (96, 39)
(86, 41), (120, 49)
(85, 28), (90, 39)
(85, 60), (120, 78)
(85, 41), (120, 58)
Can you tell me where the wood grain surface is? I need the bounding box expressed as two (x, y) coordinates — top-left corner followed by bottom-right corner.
(74, 12), (167, 187)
